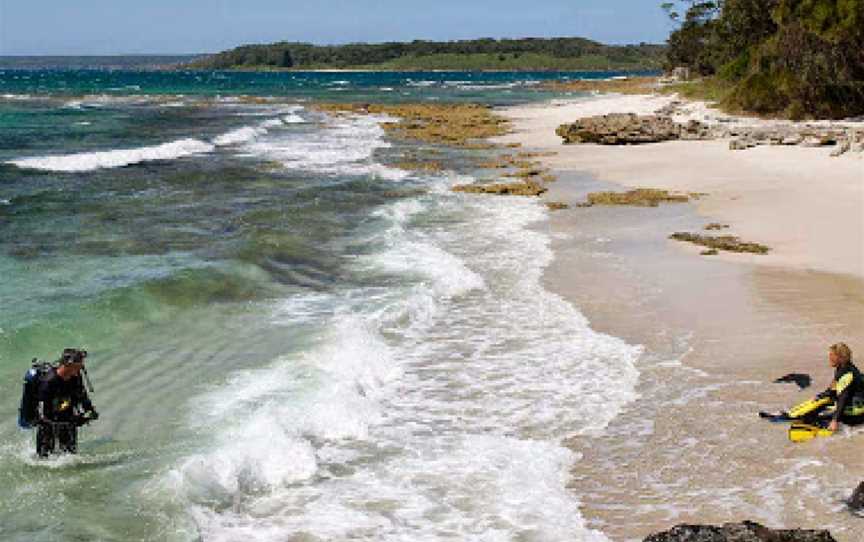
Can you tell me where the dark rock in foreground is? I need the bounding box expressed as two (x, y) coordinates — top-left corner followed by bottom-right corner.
(849, 481), (864, 511)
(644, 521), (836, 541)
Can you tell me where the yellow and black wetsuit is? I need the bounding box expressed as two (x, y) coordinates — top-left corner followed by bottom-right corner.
(819, 361), (864, 425)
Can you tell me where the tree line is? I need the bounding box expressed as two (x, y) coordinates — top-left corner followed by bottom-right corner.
(191, 37), (665, 71)
(663, 0), (863, 118)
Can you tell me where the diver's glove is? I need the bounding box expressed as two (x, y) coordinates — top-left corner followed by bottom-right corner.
(78, 410), (99, 425)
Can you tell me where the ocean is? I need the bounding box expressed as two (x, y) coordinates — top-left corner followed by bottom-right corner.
(0, 69), (645, 541)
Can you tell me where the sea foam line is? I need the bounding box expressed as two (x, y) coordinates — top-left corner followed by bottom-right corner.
(7, 112), (304, 172)
(8, 138), (216, 173)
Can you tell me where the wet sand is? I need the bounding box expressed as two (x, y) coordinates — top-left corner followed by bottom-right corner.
(497, 96), (864, 540)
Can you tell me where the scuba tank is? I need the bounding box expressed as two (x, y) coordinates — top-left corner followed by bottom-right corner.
(17, 359), (53, 429)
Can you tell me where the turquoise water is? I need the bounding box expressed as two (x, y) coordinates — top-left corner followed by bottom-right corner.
(0, 70), (643, 541)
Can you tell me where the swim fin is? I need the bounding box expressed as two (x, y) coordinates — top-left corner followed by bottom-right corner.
(788, 422), (834, 443)
(759, 411), (792, 423)
(787, 397), (832, 419)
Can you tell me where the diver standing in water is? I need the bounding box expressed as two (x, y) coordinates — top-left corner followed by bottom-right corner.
(19, 348), (99, 457)
(818, 342), (864, 432)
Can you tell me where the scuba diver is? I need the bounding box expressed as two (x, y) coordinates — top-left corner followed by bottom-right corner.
(817, 342), (864, 432)
(18, 348), (99, 457)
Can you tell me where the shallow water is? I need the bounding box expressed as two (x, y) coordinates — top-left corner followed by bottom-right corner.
(0, 71), (646, 541)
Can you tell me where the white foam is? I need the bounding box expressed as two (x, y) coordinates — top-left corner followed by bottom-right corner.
(281, 112), (305, 124)
(155, 134), (640, 541)
(1, 93), (34, 101)
(243, 113), (408, 180)
(212, 126), (266, 146)
(167, 315), (402, 510)
(260, 118), (284, 129)
(184, 434), (610, 542)
(8, 138), (215, 172)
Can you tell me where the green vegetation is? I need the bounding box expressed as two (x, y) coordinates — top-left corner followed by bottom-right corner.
(662, 0), (864, 118)
(192, 37), (666, 71)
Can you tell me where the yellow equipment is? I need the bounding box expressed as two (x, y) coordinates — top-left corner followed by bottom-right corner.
(789, 422), (834, 443)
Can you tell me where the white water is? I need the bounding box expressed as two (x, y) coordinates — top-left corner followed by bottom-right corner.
(6, 107), (307, 172)
(157, 174), (642, 541)
(242, 112), (409, 181)
(7, 138), (216, 172)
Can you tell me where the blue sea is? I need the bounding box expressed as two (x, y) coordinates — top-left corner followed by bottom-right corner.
(0, 70), (643, 541)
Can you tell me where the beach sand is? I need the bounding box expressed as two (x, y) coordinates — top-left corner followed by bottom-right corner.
(498, 94), (863, 278)
(495, 94), (864, 540)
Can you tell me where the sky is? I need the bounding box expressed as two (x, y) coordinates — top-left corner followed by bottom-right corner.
(0, 0), (674, 56)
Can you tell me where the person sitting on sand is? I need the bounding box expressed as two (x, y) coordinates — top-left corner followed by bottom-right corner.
(817, 343), (864, 432)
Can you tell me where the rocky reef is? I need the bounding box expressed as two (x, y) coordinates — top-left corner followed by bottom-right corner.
(643, 521), (835, 541)
(313, 102), (561, 198)
(580, 188), (690, 207)
(452, 179), (547, 196)
(669, 232), (770, 255)
(313, 102), (510, 147)
(541, 76), (659, 95)
(556, 113), (712, 144)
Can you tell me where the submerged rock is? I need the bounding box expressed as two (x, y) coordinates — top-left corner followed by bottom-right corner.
(643, 521), (836, 541)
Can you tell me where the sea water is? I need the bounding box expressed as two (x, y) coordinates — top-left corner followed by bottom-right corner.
(0, 69), (645, 541)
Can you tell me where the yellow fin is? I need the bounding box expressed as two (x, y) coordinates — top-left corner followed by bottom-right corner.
(788, 397), (832, 418)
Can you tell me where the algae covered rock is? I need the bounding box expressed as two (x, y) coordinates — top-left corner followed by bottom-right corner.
(643, 521), (835, 541)
(669, 232), (770, 254)
(583, 189), (690, 207)
(452, 180), (547, 196)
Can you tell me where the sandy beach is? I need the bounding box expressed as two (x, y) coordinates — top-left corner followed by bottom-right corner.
(496, 93), (864, 540)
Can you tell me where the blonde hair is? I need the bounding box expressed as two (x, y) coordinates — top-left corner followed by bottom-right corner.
(830, 343), (853, 364)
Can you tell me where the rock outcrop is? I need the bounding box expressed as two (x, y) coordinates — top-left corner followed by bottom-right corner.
(848, 481), (864, 512)
(644, 521), (835, 542)
(555, 105), (863, 158)
(726, 127), (863, 156)
(556, 113), (712, 145)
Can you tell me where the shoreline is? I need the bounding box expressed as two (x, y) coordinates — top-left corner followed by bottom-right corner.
(496, 94), (864, 540)
(495, 93), (864, 279)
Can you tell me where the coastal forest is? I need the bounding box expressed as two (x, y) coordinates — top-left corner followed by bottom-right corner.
(191, 37), (666, 71)
(664, 0), (864, 118)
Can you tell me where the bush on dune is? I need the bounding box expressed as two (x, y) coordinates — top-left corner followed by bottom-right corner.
(664, 0), (864, 119)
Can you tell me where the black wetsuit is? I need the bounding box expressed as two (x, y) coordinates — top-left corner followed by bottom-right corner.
(35, 368), (94, 456)
(820, 362), (864, 425)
